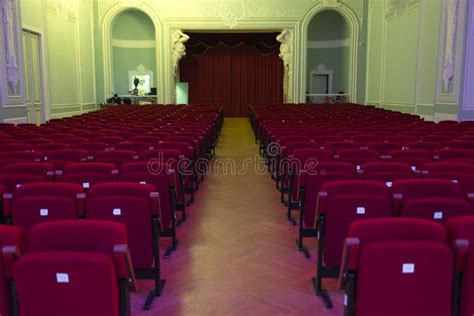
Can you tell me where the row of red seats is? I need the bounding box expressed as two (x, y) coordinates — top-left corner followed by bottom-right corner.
(250, 104), (474, 313)
(0, 104), (224, 311)
(0, 220), (136, 316)
(0, 149), (198, 205)
(338, 216), (474, 316)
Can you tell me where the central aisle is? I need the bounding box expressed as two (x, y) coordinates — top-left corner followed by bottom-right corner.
(134, 118), (343, 315)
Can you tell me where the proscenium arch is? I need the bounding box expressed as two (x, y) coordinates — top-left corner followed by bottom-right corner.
(100, 4), (164, 102)
(300, 4), (360, 103)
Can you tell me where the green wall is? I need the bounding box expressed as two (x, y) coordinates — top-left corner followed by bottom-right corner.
(19, 0), (98, 120)
(366, 1), (442, 120)
(112, 47), (156, 95)
(112, 10), (155, 40)
(111, 10), (156, 95)
(307, 10), (350, 96)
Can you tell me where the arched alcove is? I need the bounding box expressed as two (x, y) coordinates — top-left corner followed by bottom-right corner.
(306, 10), (350, 103)
(300, 4), (360, 104)
(111, 9), (156, 95)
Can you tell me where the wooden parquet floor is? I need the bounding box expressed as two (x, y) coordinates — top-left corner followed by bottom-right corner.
(131, 118), (344, 315)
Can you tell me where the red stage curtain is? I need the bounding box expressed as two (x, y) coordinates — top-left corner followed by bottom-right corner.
(180, 33), (283, 117)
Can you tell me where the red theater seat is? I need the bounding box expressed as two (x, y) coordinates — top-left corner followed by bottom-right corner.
(85, 182), (165, 307)
(293, 163), (356, 257)
(313, 180), (392, 307)
(391, 178), (465, 216)
(3, 183), (84, 250)
(94, 150), (138, 167)
(119, 162), (182, 253)
(60, 163), (118, 189)
(340, 218), (454, 316)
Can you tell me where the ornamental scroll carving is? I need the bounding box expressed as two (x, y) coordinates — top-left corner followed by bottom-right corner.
(443, 0), (459, 93)
(171, 30), (190, 81)
(1, 0), (20, 93)
(277, 30), (293, 103)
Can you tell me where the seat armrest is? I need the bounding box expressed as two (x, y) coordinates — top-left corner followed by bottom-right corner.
(149, 192), (160, 216)
(392, 193), (403, 216)
(316, 191), (328, 215)
(467, 192), (474, 205)
(453, 239), (469, 273)
(113, 244), (137, 291)
(111, 169), (119, 181)
(46, 171), (54, 180)
(2, 245), (21, 279)
(76, 193), (86, 217)
(338, 238), (360, 290)
(55, 170), (63, 181)
(3, 193), (13, 217)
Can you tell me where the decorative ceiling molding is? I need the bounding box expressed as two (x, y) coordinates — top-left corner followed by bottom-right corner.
(189, 0), (300, 28)
(111, 38), (156, 48)
(385, 0), (420, 20)
(307, 39), (350, 49)
(44, 0), (78, 21)
(309, 0), (363, 23)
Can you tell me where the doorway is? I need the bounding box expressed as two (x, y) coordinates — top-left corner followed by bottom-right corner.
(306, 10), (350, 103)
(22, 30), (45, 124)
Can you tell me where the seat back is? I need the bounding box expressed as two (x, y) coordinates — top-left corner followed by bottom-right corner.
(29, 220), (127, 255)
(115, 142), (151, 154)
(13, 251), (120, 316)
(8, 183), (84, 249)
(86, 183), (158, 268)
(392, 178), (464, 200)
(298, 163), (356, 228)
(73, 142), (110, 155)
(337, 149), (380, 166)
(319, 181), (392, 267)
(119, 163), (175, 230)
(45, 149), (89, 170)
(1, 162), (55, 179)
(360, 162), (414, 185)
(422, 162), (474, 176)
(62, 163), (117, 188)
(355, 241), (453, 316)
(402, 197), (474, 223)
(93, 136), (124, 145)
(348, 217), (445, 243)
(0, 174), (47, 193)
(94, 150), (137, 166)
(434, 149), (474, 161)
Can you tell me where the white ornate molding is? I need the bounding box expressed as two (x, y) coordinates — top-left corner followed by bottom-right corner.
(309, 0), (363, 23)
(194, 0), (300, 28)
(308, 39), (350, 49)
(277, 30), (293, 103)
(300, 1), (361, 103)
(3, 116), (26, 124)
(1, 0), (19, 93)
(44, 0), (78, 21)
(443, 0), (459, 93)
(171, 30), (189, 80)
(385, 0), (420, 20)
(111, 38), (156, 48)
